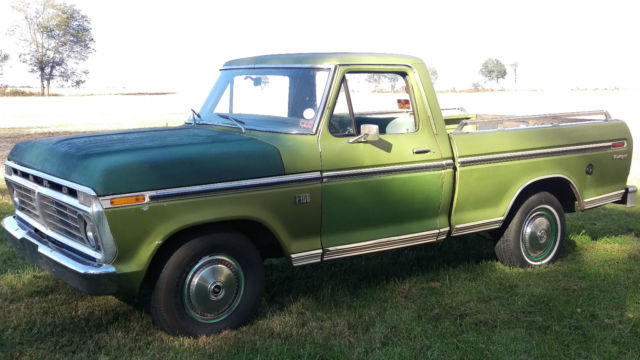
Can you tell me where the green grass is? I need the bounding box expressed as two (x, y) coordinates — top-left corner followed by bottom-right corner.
(1, 186), (640, 359)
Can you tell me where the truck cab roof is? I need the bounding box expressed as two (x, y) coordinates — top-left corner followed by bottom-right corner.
(222, 52), (424, 68)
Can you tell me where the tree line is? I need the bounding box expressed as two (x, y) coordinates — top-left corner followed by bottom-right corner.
(1, 0), (94, 96)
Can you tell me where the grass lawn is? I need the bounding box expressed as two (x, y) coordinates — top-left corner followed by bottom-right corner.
(1, 130), (639, 359)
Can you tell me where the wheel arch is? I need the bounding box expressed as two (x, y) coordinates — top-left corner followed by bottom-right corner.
(502, 175), (582, 224)
(138, 219), (284, 298)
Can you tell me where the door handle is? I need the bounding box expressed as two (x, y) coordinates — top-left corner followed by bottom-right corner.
(412, 147), (433, 155)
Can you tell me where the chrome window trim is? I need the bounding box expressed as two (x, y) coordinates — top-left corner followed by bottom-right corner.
(5, 161), (97, 196)
(583, 190), (625, 209)
(411, 67), (439, 135)
(221, 64), (334, 70)
(457, 141), (619, 167)
(320, 64), (436, 136)
(451, 217), (504, 237)
(312, 66), (337, 134)
(322, 228), (446, 260)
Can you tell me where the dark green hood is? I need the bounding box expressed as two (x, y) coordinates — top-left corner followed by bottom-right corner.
(8, 126), (285, 196)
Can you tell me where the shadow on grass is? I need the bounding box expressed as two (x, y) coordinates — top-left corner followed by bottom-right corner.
(264, 204), (640, 314)
(1, 205), (640, 358)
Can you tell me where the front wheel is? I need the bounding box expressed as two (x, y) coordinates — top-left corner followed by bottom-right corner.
(150, 231), (264, 336)
(495, 192), (565, 268)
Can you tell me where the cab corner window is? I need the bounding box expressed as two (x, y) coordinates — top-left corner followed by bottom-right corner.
(329, 72), (416, 137)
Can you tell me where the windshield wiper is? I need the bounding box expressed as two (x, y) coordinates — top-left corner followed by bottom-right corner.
(190, 108), (202, 126)
(215, 113), (246, 133)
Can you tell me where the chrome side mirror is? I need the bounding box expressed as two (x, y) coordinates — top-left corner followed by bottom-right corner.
(348, 124), (380, 143)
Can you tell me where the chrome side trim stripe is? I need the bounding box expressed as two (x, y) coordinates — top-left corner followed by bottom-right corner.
(101, 161), (452, 207)
(443, 160), (454, 170)
(99, 172), (323, 206)
(457, 142), (617, 167)
(583, 190), (625, 210)
(323, 161), (450, 182)
(323, 229), (444, 260)
(150, 172), (321, 200)
(451, 217), (504, 236)
(437, 227), (450, 240)
(290, 250), (323, 266)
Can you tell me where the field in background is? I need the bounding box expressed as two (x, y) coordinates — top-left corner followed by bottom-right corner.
(1, 89), (638, 184)
(1, 91), (640, 358)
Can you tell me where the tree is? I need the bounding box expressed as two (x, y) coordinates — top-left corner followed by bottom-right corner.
(510, 61), (519, 86)
(10, 0), (94, 96)
(427, 66), (438, 85)
(0, 50), (9, 77)
(479, 58), (507, 84)
(365, 73), (401, 92)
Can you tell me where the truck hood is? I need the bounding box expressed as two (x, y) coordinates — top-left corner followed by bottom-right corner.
(8, 126), (285, 196)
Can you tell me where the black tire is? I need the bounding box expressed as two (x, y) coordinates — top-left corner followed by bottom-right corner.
(150, 231), (264, 337)
(495, 192), (565, 268)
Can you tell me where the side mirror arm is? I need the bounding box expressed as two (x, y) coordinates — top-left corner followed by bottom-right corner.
(348, 124), (380, 144)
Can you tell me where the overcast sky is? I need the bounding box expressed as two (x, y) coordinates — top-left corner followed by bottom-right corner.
(1, 0), (638, 94)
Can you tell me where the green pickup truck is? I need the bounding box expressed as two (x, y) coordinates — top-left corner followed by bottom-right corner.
(2, 53), (636, 336)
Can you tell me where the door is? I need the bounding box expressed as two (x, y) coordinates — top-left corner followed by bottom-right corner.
(320, 65), (447, 258)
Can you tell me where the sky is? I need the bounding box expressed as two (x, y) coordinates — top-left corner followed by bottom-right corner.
(1, 0), (639, 95)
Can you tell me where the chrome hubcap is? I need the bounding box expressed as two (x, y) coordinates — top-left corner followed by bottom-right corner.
(522, 206), (558, 261)
(183, 255), (244, 323)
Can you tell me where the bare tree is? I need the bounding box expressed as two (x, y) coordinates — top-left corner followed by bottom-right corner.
(10, 0), (94, 95)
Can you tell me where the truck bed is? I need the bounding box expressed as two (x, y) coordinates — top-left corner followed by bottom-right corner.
(446, 110), (612, 134)
(446, 111), (632, 235)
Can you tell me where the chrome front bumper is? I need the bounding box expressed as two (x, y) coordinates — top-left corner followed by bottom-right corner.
(2, 216), (117, 295)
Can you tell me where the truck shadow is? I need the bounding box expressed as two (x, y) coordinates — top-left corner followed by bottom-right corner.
(263, 205), (640, 314)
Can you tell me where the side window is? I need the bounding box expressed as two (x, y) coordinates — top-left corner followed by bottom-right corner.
(329, 72), (416, 136)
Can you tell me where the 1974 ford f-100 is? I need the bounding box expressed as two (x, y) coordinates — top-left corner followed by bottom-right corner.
(2, 53), (636, 336)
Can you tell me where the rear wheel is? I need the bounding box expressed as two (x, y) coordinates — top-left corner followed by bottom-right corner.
(495, 192), (565, 268)
(150, 231), (264, 336)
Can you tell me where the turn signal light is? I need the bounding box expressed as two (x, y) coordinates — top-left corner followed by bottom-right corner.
(110, 195), (146, 207)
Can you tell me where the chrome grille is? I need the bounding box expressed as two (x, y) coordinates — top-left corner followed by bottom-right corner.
(39, 195), (86, 244)
(7, 181), (40, 220)
(6, 179), (91, 248)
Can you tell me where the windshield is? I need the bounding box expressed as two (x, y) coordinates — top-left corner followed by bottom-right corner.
(197, 68), (331, 134)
